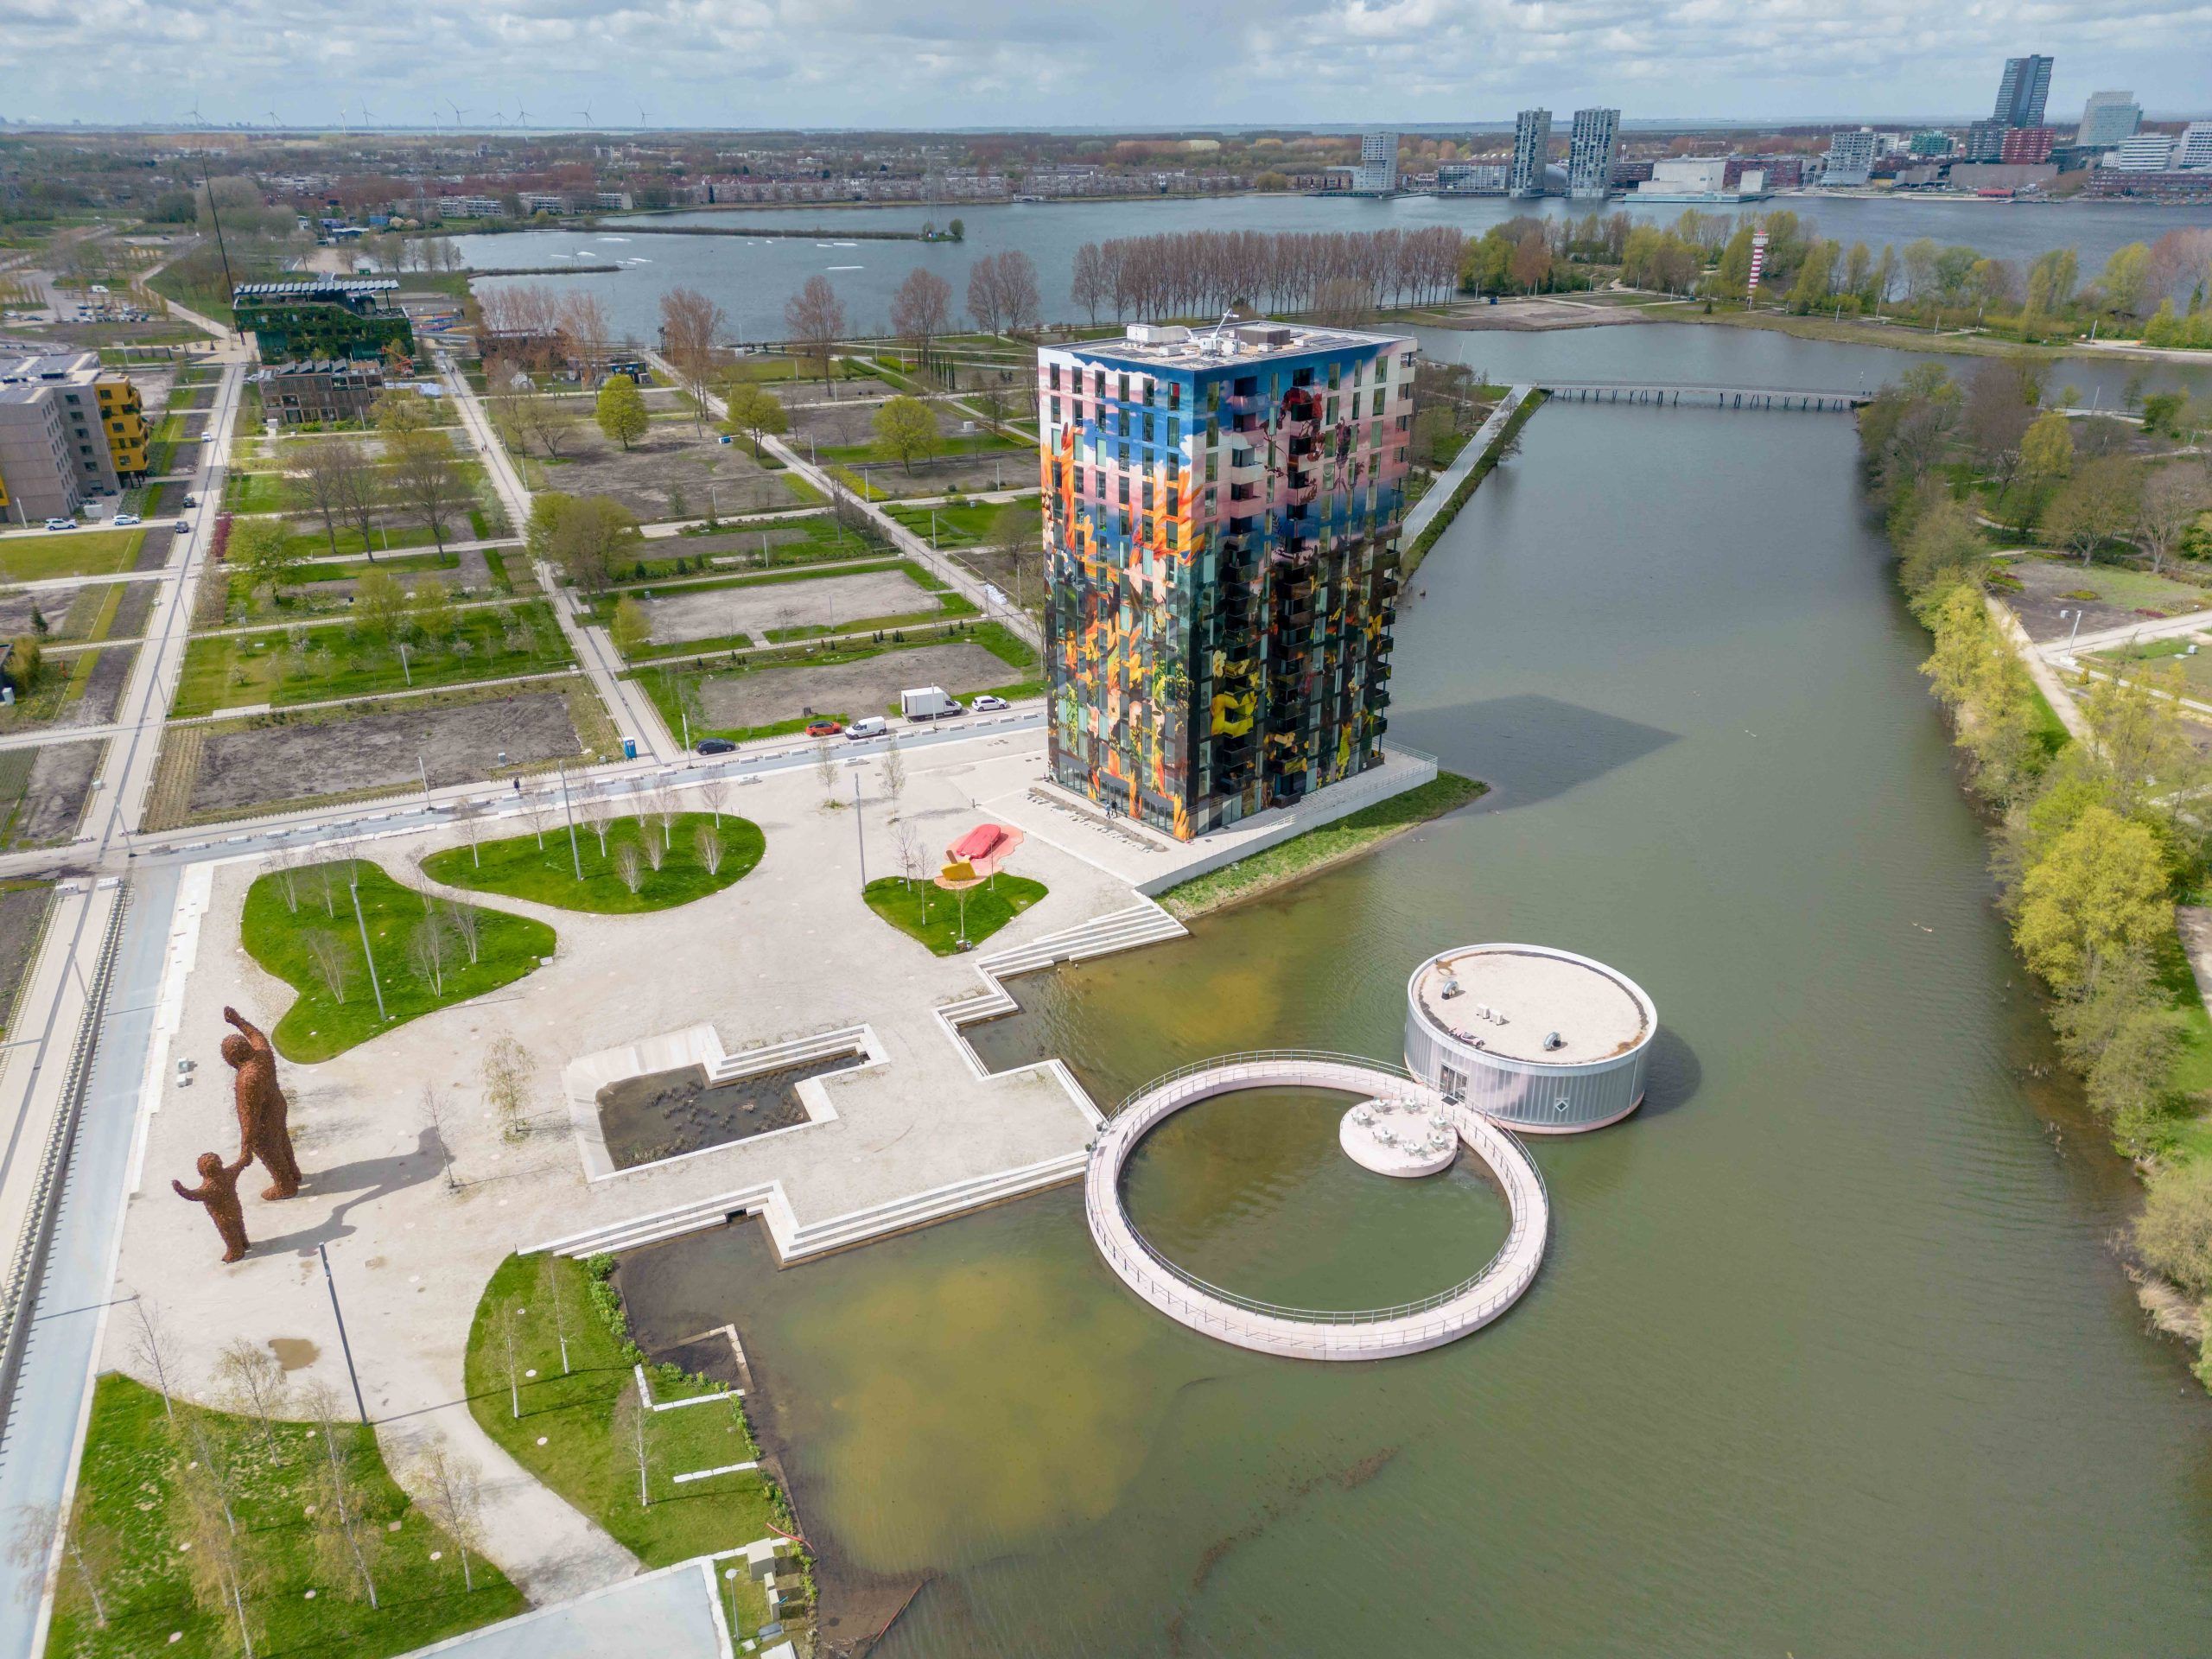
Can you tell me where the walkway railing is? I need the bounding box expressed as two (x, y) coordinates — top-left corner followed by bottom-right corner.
(1084, 1052), (1548, 1357)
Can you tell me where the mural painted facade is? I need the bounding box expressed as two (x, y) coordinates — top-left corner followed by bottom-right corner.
(1038, 323), (1414, 841)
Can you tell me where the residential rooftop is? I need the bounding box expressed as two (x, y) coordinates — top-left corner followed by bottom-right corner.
(1059, 321), (1407, 369)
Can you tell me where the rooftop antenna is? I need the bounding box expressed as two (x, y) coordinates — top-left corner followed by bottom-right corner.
(1205, 307), (1237, 351)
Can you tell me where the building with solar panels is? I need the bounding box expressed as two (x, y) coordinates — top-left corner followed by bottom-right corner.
(232, 278), (414, 363)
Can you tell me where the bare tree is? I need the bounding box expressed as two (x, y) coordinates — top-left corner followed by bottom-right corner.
(694, 823), (724, 874)
(698, 774), (733, 827)
(613, 842), (645, 894)
(446, 899), (481, 965)
(814, 736), (840, 804)
(518, 784), (554, 849)
(454, 799), (486, 868)
(612, 1377), (652, 1508)
(303, 928), (353, 1005)
(785, 274), (847, 397)
(269, 849), (302, 913)
(129, 1296), (179, 1425)
(642, 830), (667, 874)
(659, 286), (727, 436)
(422, 1083), (459, 1191)
(175, 1467), (263, 1658)
(2137, 462), (2212, 574)
(408, 912), (453, 995)
(8, 1496), (115, 1630)
(407, 1440), (487, 1592)
(880, 733), (906, 817)
(646, 782), (679, 849)
(580, 794), (613, 855)
(967, 257), (1005, 337)
(385, 430), (472, 554)
(538, 1253), (572, 1375)
(889, 267), (953, 372)
(557, 290), (613, 385)
(482, 1033), (532, 1142)
(894, 819), (931, 920)
(501, 1300), (525, 1419)
(302, 1381), (383, 1610)
(215, 1338), (287, 1465)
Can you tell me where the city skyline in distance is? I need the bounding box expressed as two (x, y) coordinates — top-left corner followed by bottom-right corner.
(3, 1), (2207, 130)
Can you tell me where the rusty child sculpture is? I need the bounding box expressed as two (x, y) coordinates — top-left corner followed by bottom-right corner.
(173, 1150), (254, 1262)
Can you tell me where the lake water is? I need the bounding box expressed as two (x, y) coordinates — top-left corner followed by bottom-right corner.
(612, 328), (2212, 1656)
(456, 191), (2212, 345)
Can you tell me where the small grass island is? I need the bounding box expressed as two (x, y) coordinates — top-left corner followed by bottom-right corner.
(862, 872), (1047, 956)
(423, 810), (764, 914)
(242, 858), (556, 1062)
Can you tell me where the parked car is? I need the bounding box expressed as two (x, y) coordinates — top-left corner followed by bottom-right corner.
(970, 694), (1010, 712)
(113, 512), (141, 528)
(181, 495), (197, 509)
(696, 737), (736, 755)
(843, 716), (888, 740)
(804, 719), (843, 737)
(42, 518), (74, 531)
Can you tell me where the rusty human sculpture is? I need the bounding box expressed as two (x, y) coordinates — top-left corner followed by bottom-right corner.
(173, 1150), (254, 1263)
(222, 1005), (301, 1201)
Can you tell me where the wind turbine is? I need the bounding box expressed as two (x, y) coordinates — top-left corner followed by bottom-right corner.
(359, 103), (377, 129)
(639, 104), (652, 129)
(512, 105), (529, 130)
(448, 99), (469, 130)
(577, 105), (594, 129)
(264, 110), (281, 130)
(188, 99), (207, 128)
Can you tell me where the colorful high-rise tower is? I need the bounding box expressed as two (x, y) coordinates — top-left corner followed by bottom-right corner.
(1037, 321), (1415, 841)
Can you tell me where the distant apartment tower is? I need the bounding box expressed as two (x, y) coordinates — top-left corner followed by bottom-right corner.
(2110, 132), (2178, 171)
(1962, 119), (2008, 162)
(1994, 54), (2054, 127)
(2000, 126), (2056, 165)
(1566, 108), (1620, 200)
(1352, 131), (1401, 194)
(1822, 129), (1878, 187)
(1037, 321), (1416, 838)
(2177, 124), (2212, 170)
(2076, 90), (2142, 149)
(1510, 109), (1551, 198)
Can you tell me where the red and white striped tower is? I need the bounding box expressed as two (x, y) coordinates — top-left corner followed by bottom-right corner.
(1745, 232), (1770, 308)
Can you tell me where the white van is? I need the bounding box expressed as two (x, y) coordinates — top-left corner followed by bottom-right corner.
(844, 716), (888, 740)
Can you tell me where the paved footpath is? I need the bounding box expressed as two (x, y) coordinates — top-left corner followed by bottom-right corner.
(1402, 384), (1533, 544)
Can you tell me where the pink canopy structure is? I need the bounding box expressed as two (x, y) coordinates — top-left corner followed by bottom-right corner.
(944, 822), (1027, 880)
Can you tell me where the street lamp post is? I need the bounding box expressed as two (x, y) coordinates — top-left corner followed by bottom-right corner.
(348, 865), (388, 1022)
(556, 760), (582, 879)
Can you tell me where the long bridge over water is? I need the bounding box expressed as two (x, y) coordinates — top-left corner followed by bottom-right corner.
(1535, 380), (1872, 413)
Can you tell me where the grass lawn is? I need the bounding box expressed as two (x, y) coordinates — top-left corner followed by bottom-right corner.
(241, 858), (555, 1062)
(1160, 771), (1489, 920)
(465, 1255), (789, 1571)
(816, 430), (1029, 465)
(862, 873), (1046, 955)
(173, 601), (573, 718)
(0, 528), (145, 582)
(884, 500), (1023, 547)
(49, 1373), (524, 1659)
(2017, 557), (2212, 616)
(422, 810), (763, 912)
(225, 550), (469, 622)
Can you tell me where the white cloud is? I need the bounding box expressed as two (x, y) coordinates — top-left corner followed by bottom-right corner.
(10, 0), (2210, 125)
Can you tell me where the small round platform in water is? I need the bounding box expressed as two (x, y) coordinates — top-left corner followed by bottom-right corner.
(1339, 1097), (1458, 1178)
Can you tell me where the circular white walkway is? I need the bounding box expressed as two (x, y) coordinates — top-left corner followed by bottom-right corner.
(1084, 1052), (1549, 1361)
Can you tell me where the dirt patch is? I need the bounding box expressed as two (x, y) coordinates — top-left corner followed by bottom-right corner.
(0, 883), (54, 1029)
(132, 525), (176, 572)
(1419, 296), (1649, 332)
(10, 740), (102, 845)
(694, 641), (1017, 728)
(108, 581), (156, 640)
(2000, 555), (2212, 644)
(535, 426), (792, 523)
(66, 645), (138, 728)
(673, 524), (829, 560)
(0, 585), (77, 636)
(643, 569), (932, 645)
(186, 692), (581, 815)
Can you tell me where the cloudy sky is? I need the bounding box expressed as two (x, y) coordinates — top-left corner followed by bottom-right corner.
(10, 0), (2210, 129)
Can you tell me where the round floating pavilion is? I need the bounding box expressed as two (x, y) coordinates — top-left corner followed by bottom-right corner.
(1084, 1053), (1547, 1361)
(1404, 944), (1656, 1134)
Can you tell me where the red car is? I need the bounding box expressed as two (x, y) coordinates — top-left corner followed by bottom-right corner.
(804, 719), (843, 737)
